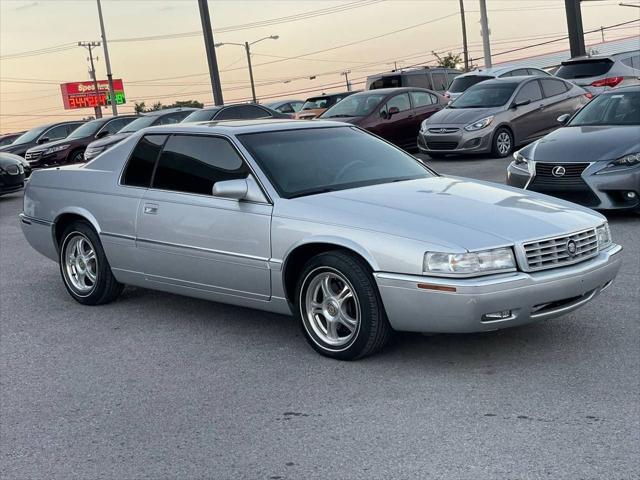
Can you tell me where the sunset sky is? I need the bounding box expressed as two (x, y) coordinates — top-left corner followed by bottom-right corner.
(1, 0), (638, 132)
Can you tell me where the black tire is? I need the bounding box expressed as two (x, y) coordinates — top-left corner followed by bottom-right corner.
(68, 149), (85, 164)
(295, 250), (392, 360)
(492, 127), (514, 158)
(59, 221), (123, 305)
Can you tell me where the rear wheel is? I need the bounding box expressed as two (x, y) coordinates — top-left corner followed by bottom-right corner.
(295, 251), (391, 360)
(68, 149), (85, 164)
(59, 221), (123, 305)
(492, 127), (513, 158)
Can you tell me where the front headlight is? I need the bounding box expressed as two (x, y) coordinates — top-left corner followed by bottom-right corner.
(597, 152), (640, 174)
(44, 144), (70, 155)
(423, 247), (516, 277)
(420, 120), (428, 133)
(512, 150), (529, 171)
(464, 115), (494, 132)
(596, 223), (612, 250)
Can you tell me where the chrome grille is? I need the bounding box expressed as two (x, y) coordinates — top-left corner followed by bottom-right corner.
(522, 229), (598, 271)
(25, 151), (42, 162)
(428, 127), (459, 134)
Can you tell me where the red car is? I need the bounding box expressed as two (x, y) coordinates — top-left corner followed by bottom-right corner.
(318, 87), (447, 150)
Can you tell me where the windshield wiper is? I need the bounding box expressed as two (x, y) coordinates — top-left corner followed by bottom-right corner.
(288, 187), (338, 199)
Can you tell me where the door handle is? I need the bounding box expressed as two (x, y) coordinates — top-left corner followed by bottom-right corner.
(143, 203), (158, 215)
(538, 104), (545, 110)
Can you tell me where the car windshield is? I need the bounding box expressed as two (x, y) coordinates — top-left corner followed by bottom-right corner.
(301, 98), (332, 110)
(9, 125), (49, 145)
(320, 94), (386, 118)
(238, 127), (433, 199)
(569, 90), (640, 126)
(556, 59), (614, 79)
(66, 120), (103, 139)
(450, 82), (517, 108)
(119, 115), (156, 133)
(448, 75), (492, 93)
(182, 109), (217, 123)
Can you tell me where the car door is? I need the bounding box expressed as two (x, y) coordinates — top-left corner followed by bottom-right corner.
(135, 133), (273, 300)
(38, 124), (70, 144)
(509, 79), (546, 144)
(408, 91), (442, 134)
(539, 78), (576, 136)
(371, 93), (413, 147)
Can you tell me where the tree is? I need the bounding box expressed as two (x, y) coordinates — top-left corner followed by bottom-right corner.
(133, 99), (204, 113)
(134, 101), (146, 114)
(432, 51), (462, 69)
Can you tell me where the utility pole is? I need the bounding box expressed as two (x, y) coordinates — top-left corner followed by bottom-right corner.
(78, 41), (102, 118)
(459, 0), (469, 71)
(564, 0), (586, 58)
(96, 0), (118, 116)
(198, 0), (224, 105)
(341, 70), (352, 91)
(479, 0), (492, 68)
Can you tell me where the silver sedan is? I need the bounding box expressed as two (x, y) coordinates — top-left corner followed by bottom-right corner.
(20, 120), (622, 359)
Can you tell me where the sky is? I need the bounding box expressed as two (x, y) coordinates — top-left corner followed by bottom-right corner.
(1, 0), (638, 132)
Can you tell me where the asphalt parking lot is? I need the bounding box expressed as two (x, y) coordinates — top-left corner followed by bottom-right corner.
(1, 155), (639, 480)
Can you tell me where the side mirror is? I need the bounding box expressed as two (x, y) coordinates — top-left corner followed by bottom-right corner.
(96, 130), (110, 139)
(557, 113), (571, 125)
(211, 175), (267, 203)
(36, 137), (50, 144)
(511, 99), (531, 109)
(388, 106), (400, 117)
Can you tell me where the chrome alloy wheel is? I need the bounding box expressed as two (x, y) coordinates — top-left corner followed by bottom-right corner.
(496, 131), (511, 155)
(63, 234), (98, 294)
(304, 270), (360, 348)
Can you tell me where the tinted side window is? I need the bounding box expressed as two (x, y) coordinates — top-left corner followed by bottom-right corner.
(66, 123), (84, 135)
(153, 135), (249, 195)
(621, 55), (640, 69)
(515, 81), (543, 103)
(291, 102), (304, 111)
(528, 68), (549, 76)
(43, 124), (70, 141)
(121, 135), (167, 188)
(405, 74), (431, 89)
(541, 79), (569, 98)
(278, 103), (294, 114)
(102, 118), (131, 135)
(431, 72), (448, 91)
(410, 91), (435, 107)
(511, 69), (530, 76)
(154, 111), (192, 126)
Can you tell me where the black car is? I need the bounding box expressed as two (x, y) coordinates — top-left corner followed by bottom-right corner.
(0, 152), (29, 195)
(0, 121), (85, 158)
(83, 108), (197, 161)
(24, 115), (137, 168)
(507, 86), (640, 211)
(181, 103), (289, 123)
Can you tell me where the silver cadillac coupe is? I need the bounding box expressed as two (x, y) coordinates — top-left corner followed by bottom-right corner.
(20, 120), (622, 359)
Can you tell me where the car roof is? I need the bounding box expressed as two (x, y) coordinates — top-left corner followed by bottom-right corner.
(199, 103), (271, 112)
(146, 107), (199, 116)
(143, 118), (348, 136)
(306, 91), (353, 100)
(458, 65), (545, 77)
(351, 87), (435, 96)
(475, 76), (547, 86)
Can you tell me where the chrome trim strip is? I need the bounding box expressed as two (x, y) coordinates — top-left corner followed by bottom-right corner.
(136, 236), (270, 263)
(101, 231), (136, 241)
(19, 213), (53, 227)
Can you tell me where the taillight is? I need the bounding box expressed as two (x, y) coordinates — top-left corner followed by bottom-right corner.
(590, 77), (623, 88)
(444, 92), (450, 99)
(584, 92), (593, 100)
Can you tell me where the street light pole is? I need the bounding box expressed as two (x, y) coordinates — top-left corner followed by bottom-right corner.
(459, 0), (469, 71)
(215, 36), (278, 104)
(479, 0), (492, 67)
(244, 42), (257, 103)
(96, 0), (118, 116)
(198, 0), (224, 105)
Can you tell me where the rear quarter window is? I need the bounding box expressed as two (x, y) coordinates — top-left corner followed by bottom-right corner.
(121, 134), (167, 188)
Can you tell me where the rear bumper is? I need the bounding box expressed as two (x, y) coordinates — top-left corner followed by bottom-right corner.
(374, 244), (622, 333)
(19, 213), (57, 261)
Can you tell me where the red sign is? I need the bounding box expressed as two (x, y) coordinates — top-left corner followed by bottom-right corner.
(60, 79), (126, 110)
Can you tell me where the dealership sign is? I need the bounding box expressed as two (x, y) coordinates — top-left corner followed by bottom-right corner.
(60, 79), (126, 109)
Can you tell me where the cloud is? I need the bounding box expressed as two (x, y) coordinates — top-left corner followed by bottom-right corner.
(12, 2), (39, 11)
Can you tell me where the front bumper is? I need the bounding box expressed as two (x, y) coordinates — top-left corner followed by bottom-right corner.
(507, 162), (640, 211)
(417, 126), (493, 155)
(374, 245), (622, 333)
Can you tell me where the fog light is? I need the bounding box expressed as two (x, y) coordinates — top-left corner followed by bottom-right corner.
(625, 191), (637, 199)
(482, 310), (512, 321)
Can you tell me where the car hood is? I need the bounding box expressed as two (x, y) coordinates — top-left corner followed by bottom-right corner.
(26, 136), (85, 153)
(278, 177), (604, 252)
(0, 142), (31, 155)
(521, 125), (640, 162)
(88, 131), (132, 149)
(426, 106), (500, 125)
(0, 152), (26, 168)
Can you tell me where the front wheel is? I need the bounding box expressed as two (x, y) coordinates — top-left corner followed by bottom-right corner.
(68, 149), (85, 164)
(492, 127), (514, 158)
(295, 251), (392, 360)
(59, 221), (123, 305)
